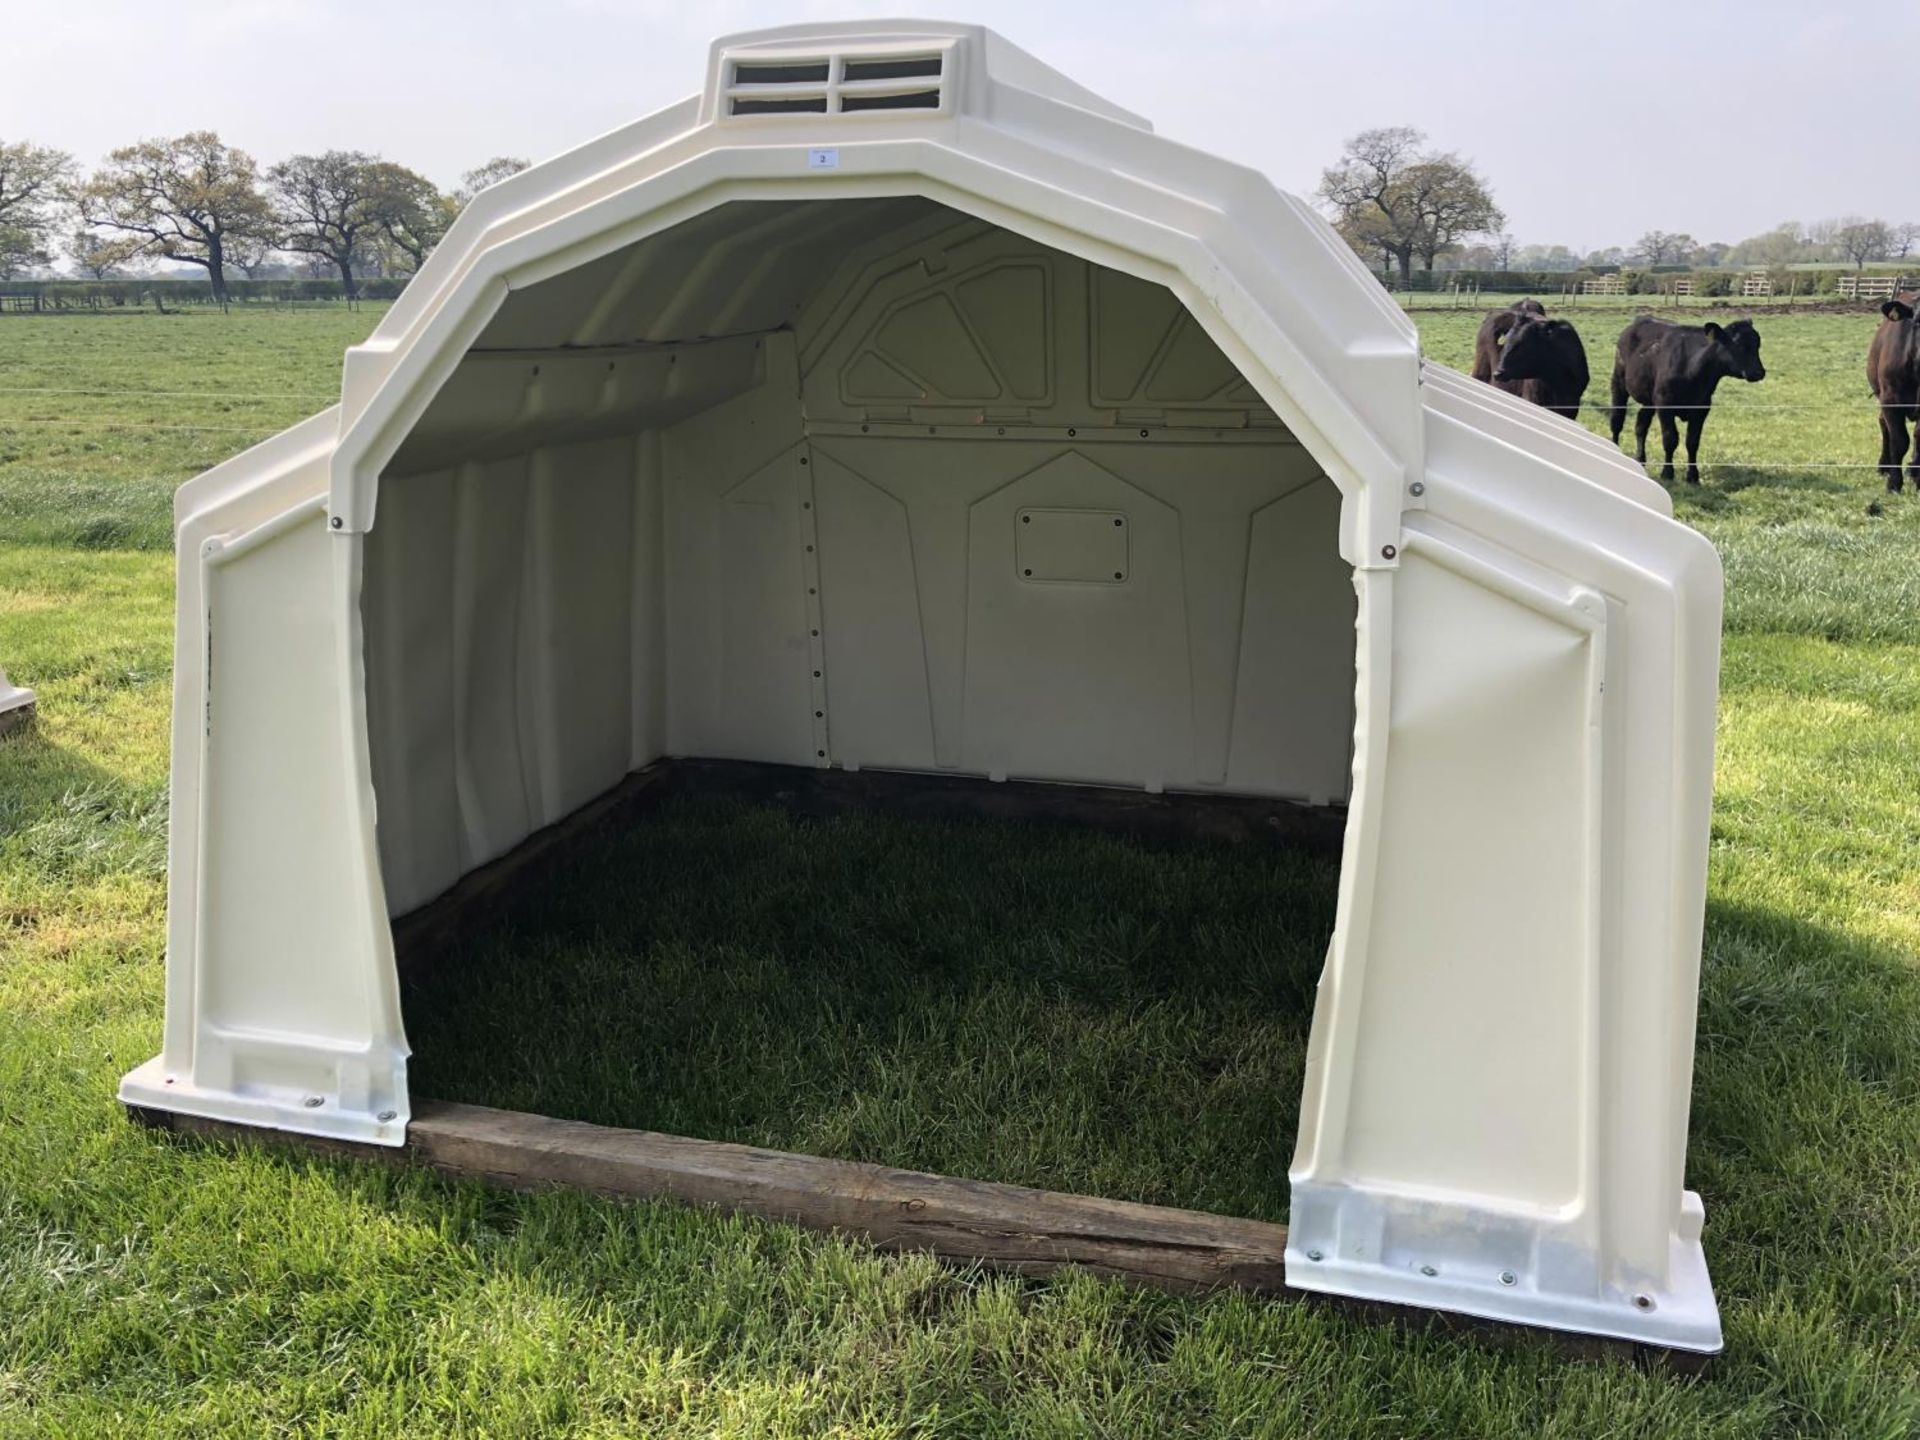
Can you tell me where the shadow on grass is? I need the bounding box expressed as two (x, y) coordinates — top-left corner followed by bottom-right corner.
(1686, 896), (1920, 1333)
(403, 795), (1340, 1226)
(0, 724), (167, 882)
(1703, 466), (1856, 498)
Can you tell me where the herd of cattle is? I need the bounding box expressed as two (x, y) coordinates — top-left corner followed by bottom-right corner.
(1468, 296), (1920, 491)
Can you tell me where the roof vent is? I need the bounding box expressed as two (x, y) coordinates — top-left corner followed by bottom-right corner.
(722, 45), (952, 120)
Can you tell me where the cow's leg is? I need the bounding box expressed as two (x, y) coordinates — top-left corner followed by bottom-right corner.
(1657, 411), (1681, 483)
(1904, 407), (1920, 491)
(1633, 405), (1655, 466)
(1609, 366), (1629, 446)
(1683, 411), (1707, 485)
(1879, 407), (1903, 492)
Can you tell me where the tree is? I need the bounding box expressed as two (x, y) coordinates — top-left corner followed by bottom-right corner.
(1407, 155), (1502, 271)
(0, 228), (53, 279)
(1334, 205), (1401, 282)
(1630, 230), (1695, 266)
(79, 132), (274, 302)
(1835, 218), (1892, 270)
(268, 150), (389, 296)
(223, 228), (275, 279)
(67, 225), (139, 279)
(1727, 222), (1808, 269)
(1318, 127), (1426, 285)
(0, 140), (75, 266)
(1515, 244), (1579, 272)
(1318, 127), (1502, 286)
(365, 161), (452, 273)
(455, 155), (530, 208)
(1491, 232), (1516, 270)
(1891, 222), (1920, 261)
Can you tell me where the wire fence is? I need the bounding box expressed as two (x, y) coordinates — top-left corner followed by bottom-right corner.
(0, 384), (334, 402)
(1, 378), (1912, 474)
(0, 380), (1910, 415)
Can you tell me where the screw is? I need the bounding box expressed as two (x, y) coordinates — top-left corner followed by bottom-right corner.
(1113, 517), (1123, 526)
(1410, 481), (1426, 497)
(1633, 1294), (1656, 1311)
(1139, 428), (1149, 437)
(1499, 1270), (1516, 1287)
(377, 1109), (397, 1123)
(816, 749), (826, 758)
(1306, 1249), (1324, 1262)
(1023, 568), (1033, 577)
(799, 456), (808, 466)
(1419, 1264), (1438, 1277)
(330, 516), (343, 529)
(1113, 571), (1124, 580)
(1022, 514), (1031, 523)
(1067, 428), (1077, 437)
(303, 1096), (324, 1108)
(1381, 544), (1398, 560)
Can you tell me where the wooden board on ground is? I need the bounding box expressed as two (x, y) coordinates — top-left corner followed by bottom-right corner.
(139, 1098), (1289, 1296)
(131, 1099), (1667, 1364)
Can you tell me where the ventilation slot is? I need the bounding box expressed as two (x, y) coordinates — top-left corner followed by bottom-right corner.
(840, 89), (940, 112)
(733, 61), (831, 84)
(842, 56), (941, 82)
(722, 49), (949, 119)
(732, 95), (829, 115)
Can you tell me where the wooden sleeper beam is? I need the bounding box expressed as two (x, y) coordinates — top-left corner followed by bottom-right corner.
(141, 1100), (1291, 1298)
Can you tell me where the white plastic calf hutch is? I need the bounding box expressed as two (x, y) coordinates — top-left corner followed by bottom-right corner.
(121, 21), (1726, 1353)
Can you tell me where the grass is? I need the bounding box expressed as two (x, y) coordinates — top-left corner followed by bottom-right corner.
(0, 306), (362, 550)
(1, 305), (1918, 1435)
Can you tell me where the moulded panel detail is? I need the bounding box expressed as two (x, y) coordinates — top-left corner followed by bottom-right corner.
(1015, 507), (1130, 584)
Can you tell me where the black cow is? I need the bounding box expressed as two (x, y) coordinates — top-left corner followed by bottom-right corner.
(1867, 299), (1920, 492)
(1470, 298), (1549, 388)
(1608, 317), (1766, 483)
(1490, 314), (1590, 419)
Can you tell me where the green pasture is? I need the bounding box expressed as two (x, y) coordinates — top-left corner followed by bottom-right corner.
(1, 305), (1917, 1436)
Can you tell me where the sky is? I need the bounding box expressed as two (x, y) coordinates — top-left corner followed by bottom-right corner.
(6, 0), (1905, 254)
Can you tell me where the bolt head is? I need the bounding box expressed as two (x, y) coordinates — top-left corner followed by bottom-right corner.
(377, 1109), (397, 1123)
(1382, 543), (1398, 560)
(1306, 1249), (1324, 1262)
(1410, 481), (1426, 497)
(302, 1096), (324, 1108)
(1419, 1264), (1438, 1277)
(1499, 1270), (1517, 1287)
